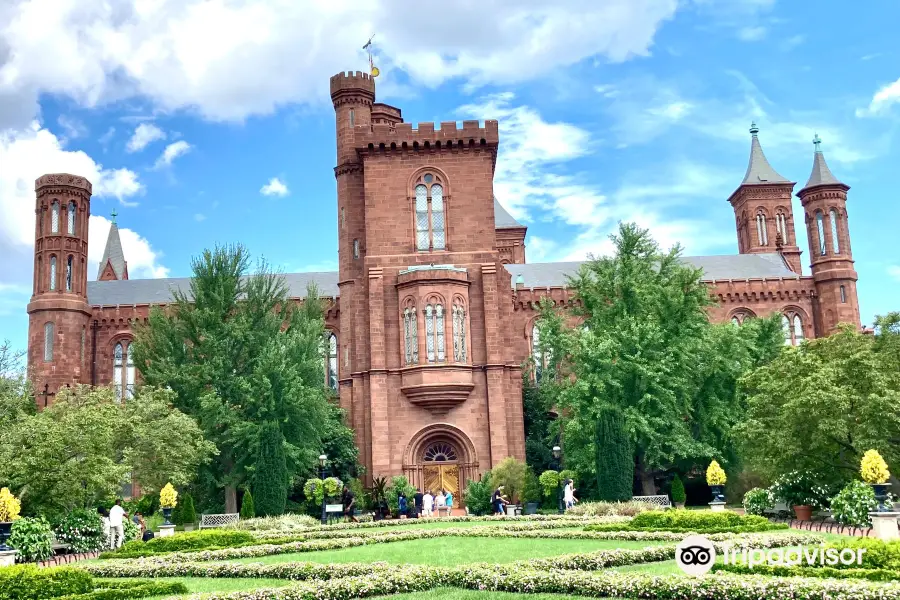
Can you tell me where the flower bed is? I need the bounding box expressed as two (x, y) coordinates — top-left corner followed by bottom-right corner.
(714, 562), (900, 583)
(585, 509), (786, 534)
(0, 564), (186, 600)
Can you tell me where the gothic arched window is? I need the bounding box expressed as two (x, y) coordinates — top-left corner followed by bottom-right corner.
(756, 211), (768, 246)
(403, 304), (419, 365)
(830, 209), (840, 255)
(840, 285), (847, 304)
(816, 210), (826, 256)
(414, 173), (447, 251)
(323, 332), (338, 391)
(730, 310), (754, 326)
(425, 302), (445, 363)
(49, 256), (57, 291)
(44, 322), (54, 362)
(67, 201), (76, 235)
(66, 256), (73, 292)
(113, 341), (136, 401)
(775, 211), (788, 241)
(51, 201), (60, 233)
(782, 312), (805, 346)
(452, 301), (467, 362)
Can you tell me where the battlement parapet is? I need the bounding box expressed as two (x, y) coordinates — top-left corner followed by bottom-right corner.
(352, 120), (499, 152)
(35, 173), (93, 195)
(330, 71), (376, 99)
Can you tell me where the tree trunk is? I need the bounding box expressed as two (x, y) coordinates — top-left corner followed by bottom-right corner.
(225, 485), (238, 514)
(634, 453), (657, 496)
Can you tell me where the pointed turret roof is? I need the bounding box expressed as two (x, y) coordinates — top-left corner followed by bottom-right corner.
(741, 122), (791, 185)
(801, 133), (844, 191)
(98, 211), (127, 280)
(494, 197), (524, 229)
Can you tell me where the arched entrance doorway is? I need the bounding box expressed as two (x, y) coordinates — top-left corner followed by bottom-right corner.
(403, 424), (479, 497)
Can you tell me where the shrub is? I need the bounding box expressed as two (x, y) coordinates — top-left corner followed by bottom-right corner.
(585, 509), (784, 533)
(822, 537), (900, 571)
(225, 513), (318, 532)
(240, 489), (256, 519)
(385, 476), (416, 514)
(254, 421), (288, 517)
(769, 470), (830, 508)
(0, 565), (92, 600)
(464, 473), (492, 516)
(706, 460), (727, 485)
(861, 449), (890, 484)
(8, 516), (54, 563)
(742, 487), (775, 516)
(491, 457), (529, 503)
(670, 475), (686, 504)
(159, 483), (178, 509)
(538, 471), (560, 500)
(52, 509), (107, 553)
(0, 487), (21, 521)
(102, 529), (256, 558)
(830, 480), (878, 528)
(323, 477), (343, 500)
(595, 407), (632, 502)
(180, 494), (197, 525)
(714, 562), (900, 582)
(566, 501), (651, 517)
(122, 519), (140, 544)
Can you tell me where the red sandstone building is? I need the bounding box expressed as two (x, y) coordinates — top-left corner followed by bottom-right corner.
(26, 72), (861, 495)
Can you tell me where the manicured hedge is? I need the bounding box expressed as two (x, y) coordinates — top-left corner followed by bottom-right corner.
(585, 509), (786, 533)
(99, 529), (256, 558)
(57, 580), (188, 600)
(0, 565), (93, 600)
(714, 562), (900, 583)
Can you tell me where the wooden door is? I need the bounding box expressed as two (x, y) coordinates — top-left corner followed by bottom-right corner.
(423, 464), (459, 494)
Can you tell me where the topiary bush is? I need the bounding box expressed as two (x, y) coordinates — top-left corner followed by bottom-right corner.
(52, 509), (107, 553)
(743, 487), (775, 516)
(0, 565), (93, 600)
(8, 516), (54, 563)
(595, 408), (632, 502)
(670, 475), (686, 505)
(101, 529), (256, 558)
(538, 471), (560, 501)
(180, 494), (197, 526)
(240, 489), (256, 520)
(464, 473), (492, 516)
(253, 421), (288, 517)
(585, 508), (785, 533)
(830, 480), (878, 528)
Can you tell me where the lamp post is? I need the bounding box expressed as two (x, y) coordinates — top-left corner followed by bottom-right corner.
(551, 445), (564, 514)
(319, 454), (328, 525)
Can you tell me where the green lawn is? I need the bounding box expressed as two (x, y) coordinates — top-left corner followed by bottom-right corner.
(228, 536), (669, 566)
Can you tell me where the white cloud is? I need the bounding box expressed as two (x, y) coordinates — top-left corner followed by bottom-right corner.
(0, 0), (679, 124)
(153, 140), (192, 168)
(737, 26), (766, 41)
(260, 177), (289, 197)
(126, 123), (166, 152)
(57, 115), (87, 140)
(98, 126), (116, 148)
(857, 77), (900, 117)
(88, 216), (169, 280)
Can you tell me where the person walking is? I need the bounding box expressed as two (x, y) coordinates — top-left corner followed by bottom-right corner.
(108, 499), (127, 549)
(398, 492), (409, 518)
(98, 507), (111, 550)
(342, 485), (359, 523)
(492, 485), (508, 516)
(413, 488), (424, 519)
(445, 489), (454, 516)
(563, 479), (579, 511)
(435, 490), (446, 517)
(423, 490), (434, 517)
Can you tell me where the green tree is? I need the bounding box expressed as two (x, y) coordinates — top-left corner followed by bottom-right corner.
(181, 494), (198, 525)
(132, 244), (346, 513)
(239, 489), (255, 519)
(536, 223), (783, 497)
(253, 421), (287, 516)
(0, 386), (212, 514)
(737, 324), (900, 486)
(490, 457), (529, 503)
(670, 474), (686, 505)
(594, 407), (632, 501)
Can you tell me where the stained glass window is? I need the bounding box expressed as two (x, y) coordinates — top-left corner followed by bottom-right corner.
(830, 209), (840, 254)
(44, 322), (54, 362)
(51, 201), (59, 233)
(67, 201), (76, 234)
(816, 211), (826, 256)
(49, 256), (57, 291)
(423, 442), (457, 462)
(416, 184), (429, 250)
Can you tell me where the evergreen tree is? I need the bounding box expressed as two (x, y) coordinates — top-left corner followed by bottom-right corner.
(181, 494), (197, 525)
(239, 489), (255, 519)
(253, 421), (287, 516)
(670, 474), (686, 505)
(594, 407), (632, 501)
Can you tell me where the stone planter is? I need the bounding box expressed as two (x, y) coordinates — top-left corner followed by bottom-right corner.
(709, 484), (725, 503)
(162, 507), (174, 526)
(0, 521), (12, 551)
(872, 483), (892, 513)
(793, 504), (813, 521)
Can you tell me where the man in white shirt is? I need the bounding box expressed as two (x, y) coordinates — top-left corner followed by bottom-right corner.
(563, 480), (578, 511)
(423, 490), (434, 517)
(108, 499), (128, 548)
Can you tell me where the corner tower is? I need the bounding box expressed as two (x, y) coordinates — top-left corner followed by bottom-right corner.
(27, 174), (93, 405)
(727, 123), (803, 274)
(797, 135), (860, 332)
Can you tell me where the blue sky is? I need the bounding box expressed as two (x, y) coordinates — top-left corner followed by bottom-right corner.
(1, 0), (899, 353)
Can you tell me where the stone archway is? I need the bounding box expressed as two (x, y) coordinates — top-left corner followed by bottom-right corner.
(402, 424), (479, 497)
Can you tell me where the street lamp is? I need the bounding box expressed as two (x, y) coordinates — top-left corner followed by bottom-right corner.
(551, 445), (564, 514)
(319, 454), (328, 525)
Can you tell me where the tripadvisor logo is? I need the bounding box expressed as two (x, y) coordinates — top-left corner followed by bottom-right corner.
(676, 534), (867, 576)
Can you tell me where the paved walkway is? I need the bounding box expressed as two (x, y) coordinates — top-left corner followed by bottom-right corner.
(37, 551), (102, 567)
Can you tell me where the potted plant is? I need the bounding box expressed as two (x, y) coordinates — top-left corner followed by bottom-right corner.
(770, 471), (828, 521)
(670, 474), (687, 509)
(159, 483), (178, 525)
(861, 449), (892, 512)
(706, 461), (727, 503)
(0, 487), (22, 551)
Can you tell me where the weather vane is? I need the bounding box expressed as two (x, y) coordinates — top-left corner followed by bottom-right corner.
(363, 34), (380, 77)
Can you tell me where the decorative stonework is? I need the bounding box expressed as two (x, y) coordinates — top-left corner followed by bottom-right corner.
(35, 174), (93, 194)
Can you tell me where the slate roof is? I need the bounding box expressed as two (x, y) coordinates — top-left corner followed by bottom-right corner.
(98, 223), (127, 279)
(86, 254), (797, 305)
(505, 253), (798, 289)
(741, 123), (791, 185)
(802, 149), (843, 190)
(494, 197), (524, 229)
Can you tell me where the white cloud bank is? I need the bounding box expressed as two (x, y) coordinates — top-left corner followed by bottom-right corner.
(260, 177), (289, 197)
(127, 123), (166, 152)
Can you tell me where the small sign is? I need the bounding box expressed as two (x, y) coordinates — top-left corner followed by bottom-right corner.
(326, 504), (343, 513)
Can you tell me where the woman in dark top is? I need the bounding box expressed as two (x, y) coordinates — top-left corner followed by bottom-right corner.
(398, 492), (408, 517)
(492, 486), (507, 515)
(342, 486), (358, 523)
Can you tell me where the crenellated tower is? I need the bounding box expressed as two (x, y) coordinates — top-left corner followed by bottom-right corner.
(727, 123), (803, 274)
(797, 134), (860, 332)
(27, 174), (93, 405)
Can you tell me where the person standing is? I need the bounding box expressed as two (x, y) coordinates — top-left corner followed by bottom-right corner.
(98, 508), (111, 550)
(413, 488), (424, 519)
(435, 490), (446, 517)
(563, 479), (579, 510)
(492, 485), (507, 516)
(445, 489), (454, 516)
(423, 490), (434, 517)
(108, 499), (127, 549)
(398, 492), (409, 518)
(342, 485), (359, 523)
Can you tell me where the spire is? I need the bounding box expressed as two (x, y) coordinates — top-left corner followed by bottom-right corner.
(801, 133), (844, 190)
(97, 216), (128, 281)
(741, 122), (791, 185)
